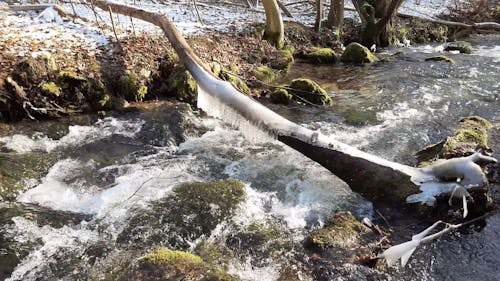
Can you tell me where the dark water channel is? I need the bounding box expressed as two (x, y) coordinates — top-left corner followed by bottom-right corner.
(0, 35), (499, 280)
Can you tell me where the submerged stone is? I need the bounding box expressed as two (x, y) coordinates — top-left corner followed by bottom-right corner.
(340, 43), (378, 64)
(0, 152), (56, 201)
(304, 48), (337, 64)
(118, 180), (246, 248)
(305, 211), (369, 249)
(121, 248), (238, 281)
(425, 55), (456, 65)
(444, 41), (472, 54)
(270, 88), (292, 105)
(289, 78), (333, 106)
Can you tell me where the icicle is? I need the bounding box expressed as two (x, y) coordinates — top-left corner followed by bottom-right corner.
(448, 185), (471, 218)
(197, 86), (275, 143)
(379, 220), (443, 267)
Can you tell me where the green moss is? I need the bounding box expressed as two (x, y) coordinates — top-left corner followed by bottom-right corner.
(209, 61), (223, 77)
(289, 78), (333, 106)
(167, 66), (198, 104)
(425, 55), (456, 65)
(415, 116), (491, 164)
(305, 48), (337, 64)
(122, 248), (238, 281)
(252, 66), (276, 83)
(59, 71), (84, 81)
(40, 82), (61, 96)
(270, 88), (292, 105)
(305, 211), (368, 249)
(246, 221), (281, 243)
(271, 48), (294, 72)
(229, 64), (240, 74)
(341, 42), (378, 64)
(459, 115), (491, 129)
(118, 71), (149, 102)
(221, 70), (251, 95)
(141, 248), (202, 267)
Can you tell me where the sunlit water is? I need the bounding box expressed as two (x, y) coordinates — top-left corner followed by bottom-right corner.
(1, 35), (499, 280)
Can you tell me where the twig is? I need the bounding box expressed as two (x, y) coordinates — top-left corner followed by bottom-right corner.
(375, 209), (392, 229)
(107, 5), (122, 50)
(277, 0), (293, 18)
(192, 0), (204, 25)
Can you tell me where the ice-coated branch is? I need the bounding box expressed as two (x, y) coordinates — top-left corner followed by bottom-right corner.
(407, 152), (497, 206)
(379, 214), (488, 267)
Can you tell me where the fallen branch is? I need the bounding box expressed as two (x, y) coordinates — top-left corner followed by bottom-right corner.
(0, 4), (68, 16)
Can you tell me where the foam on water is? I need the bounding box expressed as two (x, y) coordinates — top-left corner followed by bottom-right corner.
(227, 258), (280, 281)
(6, 217), (99, 281)
(0, 117), (145, 153)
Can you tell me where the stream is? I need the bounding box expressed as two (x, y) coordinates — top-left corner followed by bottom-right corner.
(0, 35), (499, 280)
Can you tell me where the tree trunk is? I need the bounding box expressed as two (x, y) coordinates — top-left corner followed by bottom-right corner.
(326, 0), (344, 35)
(262, 0), (284, 48)
(314, 0), (323, 32)
(352, 0), (404, 47)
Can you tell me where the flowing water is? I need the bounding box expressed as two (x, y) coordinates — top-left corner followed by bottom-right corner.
(0, 35), (499, 280)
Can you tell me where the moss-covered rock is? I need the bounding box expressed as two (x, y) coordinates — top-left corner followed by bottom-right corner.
(340, 43), (378, 64)
(305, 211), (369, 249)
(118, 180), (247, 248)
(341, 108), (379, 126)
(252, 66), (276, 83)
(121, 248), (238, 281)
(0, 152), (57, 201)
(425, 55), (456, 64)
(415, 116), (492, 163)
(304, 48), (337, 64)
(270, 88), (293, 105)
(166, 66), (198, 105)
(118, 71), (149, 102)
(289, 78), (333, 106)
(444, 41), (472, 54)
(271, 46), (295, 72)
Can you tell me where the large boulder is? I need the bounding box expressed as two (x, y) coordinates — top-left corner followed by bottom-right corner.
(340, 43), (378, 64)
(118, 180), (247, 248)
(289, 78), (333, 106)
(303, 48), (337, 64)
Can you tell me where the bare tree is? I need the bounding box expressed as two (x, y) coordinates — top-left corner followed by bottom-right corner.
(314, 0), (323, 32)
(352, 0), (404, 47)
(326, 0), (344, 36)
(262, 0), (284, 48)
